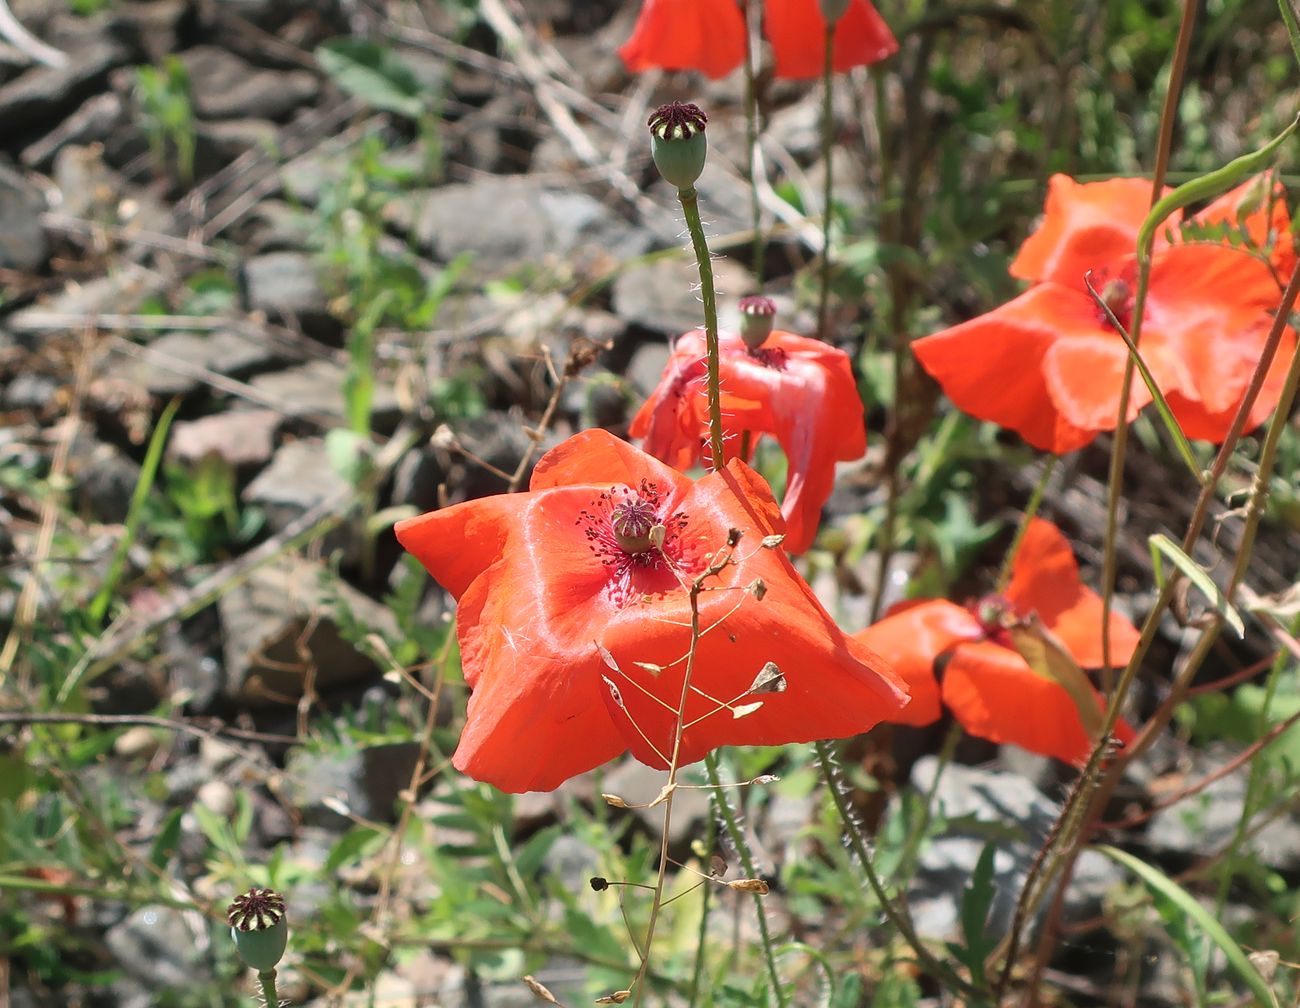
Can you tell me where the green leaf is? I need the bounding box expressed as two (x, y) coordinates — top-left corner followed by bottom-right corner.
(957, 842), (997, 987)
(149, 808), (184, 871)
(316, 38), (425, 119)
(1097, 845), (1279, 1007)
(326, 826), (384, 874)
(1148, 533), (1244, 637)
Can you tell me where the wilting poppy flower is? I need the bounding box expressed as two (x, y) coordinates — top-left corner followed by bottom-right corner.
(620, 0), (897, 81)
(630, 323), (867, 555)
(396, 428), (907, 793)
(914, 173), (1296, 453)
(855, 518), (1140, 764)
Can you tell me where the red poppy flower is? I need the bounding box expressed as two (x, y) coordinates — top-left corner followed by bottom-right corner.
(914, 172), (1296, 453)
(629, 328), (867, 555)
(854, 518), (1140, 764)
(396, 428), (907, 793)
(619, 0), (897, 81)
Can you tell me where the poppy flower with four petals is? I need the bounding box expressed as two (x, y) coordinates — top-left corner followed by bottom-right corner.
(913, 173), (1296, 453)
(397, 429), (908, 793)
(630, 323), (867, 555)
(620, 0), (898, 81)
(854, 518), (1141, 765)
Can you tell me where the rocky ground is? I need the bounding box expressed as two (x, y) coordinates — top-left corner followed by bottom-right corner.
(2, 1), (1299, 1005)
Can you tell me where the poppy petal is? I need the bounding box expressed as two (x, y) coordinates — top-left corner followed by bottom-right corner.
(619, 0), (747, 79)
(1191, 171), (1296, 279)
(854, 600), (982, 726)
(941, 641), (1132, 765)
(1010, 175), (1173, 286)
(911, 284), (1102, 453)
(764, 0), (897, 79)
(1040, 335), (1154, 430)
(1005, 518), (1141, 669)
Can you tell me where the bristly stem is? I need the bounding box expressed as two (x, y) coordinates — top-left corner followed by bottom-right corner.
(815, 22), (836, 337)
(704, 752), (787, 1007)
(742, 0), (765, 286)
(814, 741), (981, 999)
(257, 968), (279, 1007)
(678, 186), (727, 469)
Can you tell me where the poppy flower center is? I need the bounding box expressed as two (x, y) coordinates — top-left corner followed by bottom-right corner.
(1096, 277), (1134, 332)
(746, 346), (789, 370)
(970, 592), (1016, 646)
(576, 480), (692, 605)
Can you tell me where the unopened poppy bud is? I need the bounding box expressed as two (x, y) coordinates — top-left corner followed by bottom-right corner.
(738, 296), (777, 349)
(820, 0), (851, 21)
(648, 102), (708, 191)
(227, 887), (288, 972)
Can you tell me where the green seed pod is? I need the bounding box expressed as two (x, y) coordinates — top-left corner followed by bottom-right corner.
(820, 0), (851, 21)
(648, 102), (708, 191)
(738, 295), (777, 349)
(227, 888), (288, 972)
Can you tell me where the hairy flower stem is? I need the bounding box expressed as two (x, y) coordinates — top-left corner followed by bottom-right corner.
(815, 23), (836, 337)
(678, 186), (727, 469)
(742, 0), (765, 286)
(1099, 0), (1196, 695)
(814, 741), (980, 999)
(258, 968), (279, 1007)
(703, 752), (787, 1007)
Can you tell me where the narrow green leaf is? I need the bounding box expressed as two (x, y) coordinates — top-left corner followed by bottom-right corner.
(1137, 113), (1300, 260)
(1097, 845), (1279, 1007)
(149, 808), (184, 871)
(1278, 0), (1300, 72)
(958, 842), (997, 989)
(316, 38), (425, 119)
(1148, 533), (1245, 637)
(325, 825), (383, 874)
(1086, 273), (1204, 486)
(89, 397), (181, 624)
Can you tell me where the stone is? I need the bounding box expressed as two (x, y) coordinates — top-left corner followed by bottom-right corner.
(180, 46), (318, 121)
(395, 176), (651, 275)
(612, 255), (755, 337)
(104, 905), (210, 989)
(21, 92), (126, 168)
(247, 359), (401, 432)
(168, 408), (281, 469)
(241, 437), (359, 565)
(284, 740), (422, 828)
(216, 554), (397, 705)
(194, 779), (237, 818)
(241, 251), (339, 343)
(0, 163), (47, 271)
(901, 758), (1123, 938)
(0, 39), (128, 137)
(71, 440), (142, 525)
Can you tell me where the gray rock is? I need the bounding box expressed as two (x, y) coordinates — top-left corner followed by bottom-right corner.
(71, 441), (142, 525)
(612, 255), (755, 337)
(110, 326), (282, 400)
(284, 740), (422, 828)
(104, 905), (209, 988)
(168, 408), (281, 468)
(21, 92), (126, 168)
(242, 437), (359, 564)
(241, 251), (339, 343)
(180, 46), (318, 121)
(8, 263), (167, 343)
(0, 39), (128, 136)
(195, 118), (280, 176)
(2, 371), (58, 412)
(901, 758), (1122, 939)
(395, 177), (651, 275)
(1145, 752), (1300, 871)
(247, 359), (401, 432)
(602, 758), (711, 848)
(0, 164), (46, 271)
(217, 554), (397, 705)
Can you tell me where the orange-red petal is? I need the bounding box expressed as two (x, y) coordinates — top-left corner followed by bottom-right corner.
(1005, 518), (1140, 670)
(1191, 172), (1296, 279)
(763, 0), (897, 79)
(1010, 175), (1174, 286)
(619, 0), (747, 79)
(911, 284), (1103, 453)
(853, 599), (982, 726)
(941, 640), (1133, 765)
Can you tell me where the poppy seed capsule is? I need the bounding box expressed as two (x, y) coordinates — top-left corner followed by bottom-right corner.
(820, 0), (851, 20)
(610, 496), (660, 554)
(738, 296), (778, 349)
(227, 887), (288, 972)
(648, 102), (708, 190)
